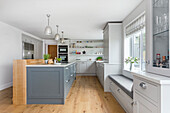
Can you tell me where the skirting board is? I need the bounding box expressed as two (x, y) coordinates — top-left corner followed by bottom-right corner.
(76, 74), (96, 76)
(0, 82), (13, 91)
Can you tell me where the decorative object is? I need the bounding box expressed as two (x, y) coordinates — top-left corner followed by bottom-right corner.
(43, 54), (50, 64)
(82, 51), (86, 54)
(125, 57), (139, 71)
(44, 14), (52, 35)
(54, 25), (60, 41)
(48, 59), (53, 64)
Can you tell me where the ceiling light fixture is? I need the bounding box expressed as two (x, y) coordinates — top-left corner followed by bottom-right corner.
(60, 31), (65, 44)
(44, 14), (52, 35)
(54, 25), (60, 41)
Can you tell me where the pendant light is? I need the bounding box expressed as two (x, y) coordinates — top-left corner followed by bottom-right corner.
(44, 14), (52, 35)
(61, 31), (65, 44)
(54, 25), (60, 41)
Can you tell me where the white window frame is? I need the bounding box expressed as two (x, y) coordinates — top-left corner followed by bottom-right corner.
(124, 12), (146, 72)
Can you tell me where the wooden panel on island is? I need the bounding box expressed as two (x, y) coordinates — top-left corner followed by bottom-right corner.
(13, 59), (44, 105)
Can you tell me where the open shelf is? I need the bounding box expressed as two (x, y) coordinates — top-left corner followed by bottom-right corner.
(69, 54), (103, 56)
(153, 30), (169, 36)
(69, 48), (103, 49)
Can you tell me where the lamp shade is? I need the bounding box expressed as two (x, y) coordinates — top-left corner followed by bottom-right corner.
(44, 25), (52, 35)
(54, 33), (60, 40)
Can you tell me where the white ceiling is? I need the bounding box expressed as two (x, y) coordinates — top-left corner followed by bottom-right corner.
(0, 0), (142, 39)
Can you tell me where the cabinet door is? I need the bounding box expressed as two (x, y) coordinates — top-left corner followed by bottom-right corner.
(146, 0), (170, 76)
(79, 61), (87, 73)
(133, 93), (158, 113)
(86, 61), (96, 74)
(103, 26), (109, 62)
(76, 62), (80, 73)
(96, 63), (99, 77)
(27, 68), (64, 99)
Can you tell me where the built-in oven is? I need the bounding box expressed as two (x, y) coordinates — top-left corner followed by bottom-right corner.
(58, 45), (68, 53)
(58, 54), (68, 63)
(22, 42), (34, 59)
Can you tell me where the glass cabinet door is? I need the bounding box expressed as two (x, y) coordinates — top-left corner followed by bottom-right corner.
(152, 0), (169, 69)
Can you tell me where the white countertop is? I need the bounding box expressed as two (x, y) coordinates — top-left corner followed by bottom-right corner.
(131, 71), (170, 84)
(26, 61), (76, 67)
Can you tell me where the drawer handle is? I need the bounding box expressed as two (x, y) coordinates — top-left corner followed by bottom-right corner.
(139, 82), (147, 89)
(65, 79), (70, 83)
(131, 101), (137, 106)
(117, 89), (120, 92)
(65, 67), (69, 70)
(70, 74), (73, 77)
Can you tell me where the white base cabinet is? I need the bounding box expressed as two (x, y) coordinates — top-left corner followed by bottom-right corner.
(96, 62), (104, 87)
(134, 92), (157, 113)
(76, 61), (96, 75)
(133, 72), (170, 113)
(110, 79), (133, 113)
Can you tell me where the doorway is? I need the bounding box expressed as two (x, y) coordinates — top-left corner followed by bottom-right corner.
(48, 45), (57, 60)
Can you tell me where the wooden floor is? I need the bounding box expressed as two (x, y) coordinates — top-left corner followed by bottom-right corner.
(0, 76), (125, 113)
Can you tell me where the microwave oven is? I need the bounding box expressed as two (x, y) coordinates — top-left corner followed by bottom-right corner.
(58, 45), (68, 53)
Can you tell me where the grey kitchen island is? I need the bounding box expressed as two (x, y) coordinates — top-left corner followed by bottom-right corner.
(26, 62), (76, 104)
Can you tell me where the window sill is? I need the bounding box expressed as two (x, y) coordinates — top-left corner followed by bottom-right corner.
(123, 68), (141, 73)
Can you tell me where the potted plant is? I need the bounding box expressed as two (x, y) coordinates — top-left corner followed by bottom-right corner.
(43, 54), (50, 64)
(57, 58), (62, 63)
(54, 58), (62, 65)
(96, 57), (103, 61)
(125, 57), (139, 71)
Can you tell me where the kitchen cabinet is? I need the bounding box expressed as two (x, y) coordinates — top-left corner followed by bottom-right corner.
(146, 0), (170, 76)
(96, 62), (104, 87)
(22, 34), (43, 59)
(79, 61), (87, 73)
(76, 61), (96, 74)
(76, 62), (80, 73)
(26, 63), (76, 104)
(86, 61), (96, 74)
(133, 72), (170, 113)
(103, 23), (122, 64)
(133, 92), (158, 113)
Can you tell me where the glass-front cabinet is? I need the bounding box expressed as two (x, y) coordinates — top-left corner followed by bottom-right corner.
(146, 0), (170, 76)
(153, 0), (169, 68)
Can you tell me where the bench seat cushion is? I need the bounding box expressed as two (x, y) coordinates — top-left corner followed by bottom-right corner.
(109, 74), (133, 99)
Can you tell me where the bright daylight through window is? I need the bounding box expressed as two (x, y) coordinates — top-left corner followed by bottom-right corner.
(124, 14), (146, 71)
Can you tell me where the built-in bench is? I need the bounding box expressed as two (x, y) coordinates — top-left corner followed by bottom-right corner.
(109, 74), (133, 113)
(109, 74), (133, 98)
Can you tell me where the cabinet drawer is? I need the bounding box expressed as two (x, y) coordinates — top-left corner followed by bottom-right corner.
(110, 81), (133, 113)
(110, 81), (119, 93)
(134, 92), (158, 113)
(134, 77), (158, 103)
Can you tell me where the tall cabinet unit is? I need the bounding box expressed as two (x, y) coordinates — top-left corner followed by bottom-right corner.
(102, 23), (123, 91)
(146, 0), (170, 76)
(103, 23), (122, 64)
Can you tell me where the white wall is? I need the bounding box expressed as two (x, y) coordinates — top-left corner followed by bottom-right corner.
(0, 21), (42, 91)
(122, 0), (146, 79)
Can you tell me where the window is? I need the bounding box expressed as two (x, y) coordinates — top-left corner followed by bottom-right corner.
(124, 14), (146, 71)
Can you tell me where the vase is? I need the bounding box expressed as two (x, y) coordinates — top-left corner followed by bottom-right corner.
(130, 63), (132, 71)
(45, 60), (48, 64)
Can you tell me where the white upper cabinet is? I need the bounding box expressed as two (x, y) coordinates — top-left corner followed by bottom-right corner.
(103, 23), (122, 64)
(146, 0), (170, 76)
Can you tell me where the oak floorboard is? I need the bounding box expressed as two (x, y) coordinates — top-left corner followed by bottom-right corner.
(0, 76), (125, 113)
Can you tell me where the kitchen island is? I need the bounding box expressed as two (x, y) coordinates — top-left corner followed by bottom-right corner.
(13, 59), (76, 105)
